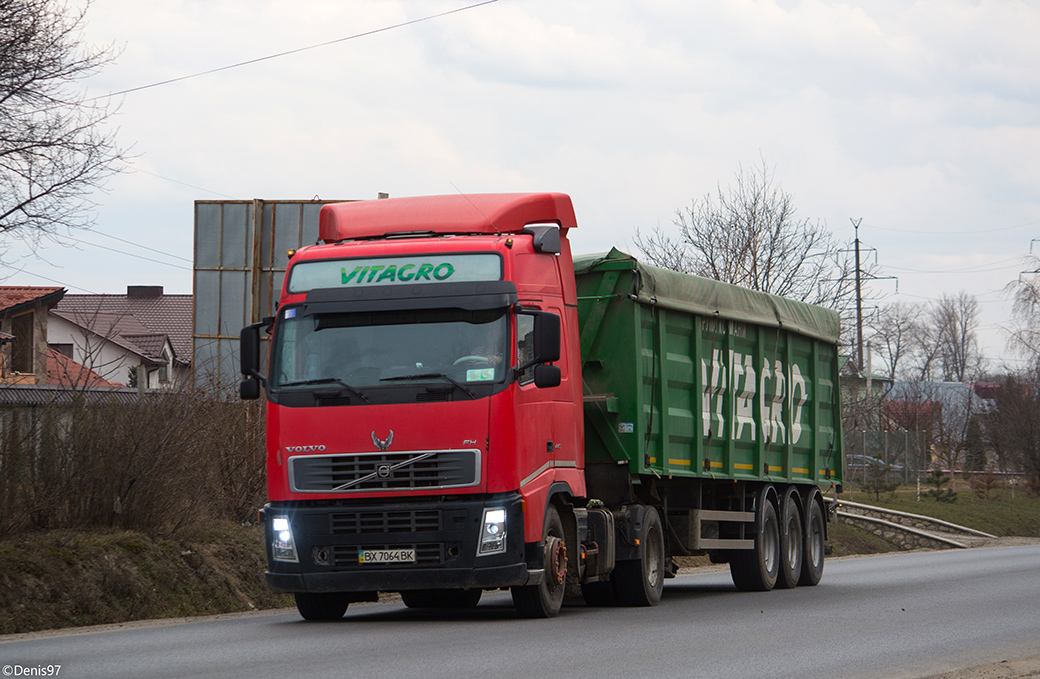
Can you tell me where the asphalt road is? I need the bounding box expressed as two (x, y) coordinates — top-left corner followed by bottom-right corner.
(2, 545), (1039, 679)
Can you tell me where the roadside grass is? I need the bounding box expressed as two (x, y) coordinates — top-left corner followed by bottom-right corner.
(0, 522), (290, 635)
(826, 521), (902, 557)
(839, 480), (1040, 538)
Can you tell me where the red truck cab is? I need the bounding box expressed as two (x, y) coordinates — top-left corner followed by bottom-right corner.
(241, 193), (586, 618)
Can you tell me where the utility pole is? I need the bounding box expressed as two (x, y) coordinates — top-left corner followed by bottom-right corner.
(852, 217), (864, 374)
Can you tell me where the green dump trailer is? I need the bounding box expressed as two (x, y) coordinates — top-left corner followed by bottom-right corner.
(574, 249), (844, 599)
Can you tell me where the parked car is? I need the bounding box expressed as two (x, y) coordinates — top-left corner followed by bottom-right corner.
(848, 454), (904, 473)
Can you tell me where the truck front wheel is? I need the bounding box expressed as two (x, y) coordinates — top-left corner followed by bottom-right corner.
(512, 504), (567, 618)
(613, 506), (665, 606)
(294, 592), (349, 621)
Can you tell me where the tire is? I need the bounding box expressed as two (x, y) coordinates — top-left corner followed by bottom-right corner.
(580, 579), (619, 607)
(730, 489), (780, 592)
(294, 592), (349, 621)
(512, 504), (567, 618)
(776, 489), (803, 590)
(401, 589), (482, 609)
(799, 496), (826, 587)
(613, 506), (665, 607)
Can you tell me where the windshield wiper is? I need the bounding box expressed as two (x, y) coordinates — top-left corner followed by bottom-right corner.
(381, 373), (476, 399)
(279, 378), (369, 403)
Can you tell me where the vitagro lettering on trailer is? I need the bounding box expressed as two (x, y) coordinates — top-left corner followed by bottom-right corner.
(702, 349), (809, 445)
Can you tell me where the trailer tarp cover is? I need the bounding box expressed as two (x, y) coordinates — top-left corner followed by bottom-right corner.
(574, 248), (840, 345)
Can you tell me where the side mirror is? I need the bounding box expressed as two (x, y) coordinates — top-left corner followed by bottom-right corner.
(240, 318), (272, 400)
(240, 376), (260, 400)
(534, 364), (561, 389)
(532, 311), (560, 364)
(240, 325), (261, 376)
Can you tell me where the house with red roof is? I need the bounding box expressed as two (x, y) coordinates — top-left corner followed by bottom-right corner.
(0, 286), (66, 385)
(1, 286), (126, 389)
(47, 286), (192, 389)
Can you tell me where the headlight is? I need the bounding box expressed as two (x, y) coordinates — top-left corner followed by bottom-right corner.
(478, 507), (507, 556)
(271, 516), (299, 562)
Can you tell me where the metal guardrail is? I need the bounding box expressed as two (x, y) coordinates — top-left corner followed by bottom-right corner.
(830, 499), (996, 550)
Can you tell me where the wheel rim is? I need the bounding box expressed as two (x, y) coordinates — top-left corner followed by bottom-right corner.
(645, 525), (662, 587)
(809, 514), (824, 567)
(546, 535), (567, 588)
(763, 513), (778, 574)
(787, 514), (802, 569)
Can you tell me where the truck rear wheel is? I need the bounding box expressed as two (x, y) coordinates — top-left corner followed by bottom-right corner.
(401, 589), (482, 609)
(613, 506), (665, 606)
(511, 504), (566, 618)
(730, 492), (779, 592)
(776, 489), (803, 589)
(799, 496), (826, 586)
(294, 592), (349, 621)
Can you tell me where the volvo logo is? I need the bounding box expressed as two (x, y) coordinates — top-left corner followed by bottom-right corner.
(285, 445), (326, 453)
(377, 464), (392, 478)
(371, 430), (394, 451)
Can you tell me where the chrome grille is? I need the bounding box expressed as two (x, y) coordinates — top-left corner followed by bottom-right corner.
(288, 449), (480, 493)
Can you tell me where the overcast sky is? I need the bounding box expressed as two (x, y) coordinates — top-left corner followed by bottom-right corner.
(4, 0), (1039, 369)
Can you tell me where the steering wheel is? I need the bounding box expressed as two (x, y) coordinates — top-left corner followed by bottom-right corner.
(453, 355), (490, 366)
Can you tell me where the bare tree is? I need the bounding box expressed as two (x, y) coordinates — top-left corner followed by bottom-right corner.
(635, 159), (876, 320)
(0, 0), (124, 256)
(929, 292), (983, 382)
(868, 302), (925, 381)
(1006, 257), (1040, 371)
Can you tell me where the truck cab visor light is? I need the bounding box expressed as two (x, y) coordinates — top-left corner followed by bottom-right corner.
(478, 507), (508, 556)
(271, 516), (299, 563)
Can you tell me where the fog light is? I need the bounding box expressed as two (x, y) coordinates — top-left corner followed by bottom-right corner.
(271, 516), (299, 563)
(478, 507), (507, 556)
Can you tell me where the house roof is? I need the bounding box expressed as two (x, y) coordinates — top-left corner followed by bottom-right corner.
(51, 289), (191, 366)
(0, 383), (139, 406)
(46, 348), (122, 388)
(0, 286), (65, 314)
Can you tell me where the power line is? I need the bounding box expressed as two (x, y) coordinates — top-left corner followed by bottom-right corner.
(864, 218), (1040, 236)
(73, 227), (193, 263)
(88, 1), (501, 102)
(887, 256), (1024, 275)
(62, 235), (193, 270)
(127, 166), (235, 199)
(5, 267), (100, 293)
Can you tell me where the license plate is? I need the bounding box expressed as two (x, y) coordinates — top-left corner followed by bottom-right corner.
(358, 548), (416, 564)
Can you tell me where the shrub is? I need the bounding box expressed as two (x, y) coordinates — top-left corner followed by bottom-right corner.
(0, 387), (266, 537)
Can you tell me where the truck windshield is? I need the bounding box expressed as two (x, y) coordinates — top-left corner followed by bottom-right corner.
(270, 307), (510, 390)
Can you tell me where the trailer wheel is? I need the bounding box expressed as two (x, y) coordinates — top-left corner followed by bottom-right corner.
(799, 497), (826, 586)
(401, 589), (482, 609)
(776, 489), (803, 590)
(614, 506), (665, 606)
(512, 504), (566, 618)
(294, 592), (349, 621)
(730, 492), (779, 592)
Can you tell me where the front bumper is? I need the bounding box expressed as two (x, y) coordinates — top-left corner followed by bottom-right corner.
(263, 493), (530, 594)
